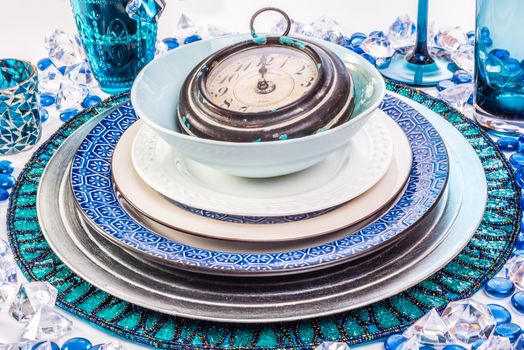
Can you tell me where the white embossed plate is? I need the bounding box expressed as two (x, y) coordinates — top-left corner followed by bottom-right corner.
(131, 112), (393, 217)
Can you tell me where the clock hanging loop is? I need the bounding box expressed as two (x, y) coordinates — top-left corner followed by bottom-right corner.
(249, 7), (292, 39)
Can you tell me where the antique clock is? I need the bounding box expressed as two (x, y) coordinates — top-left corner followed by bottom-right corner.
(177, 8), (355, 142)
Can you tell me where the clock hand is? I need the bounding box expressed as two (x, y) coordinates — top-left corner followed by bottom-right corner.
(257, 54), (270, 92)
(258, 54), (268, 80)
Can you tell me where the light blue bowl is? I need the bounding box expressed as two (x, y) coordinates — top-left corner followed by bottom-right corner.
(131, 34), (385, 178)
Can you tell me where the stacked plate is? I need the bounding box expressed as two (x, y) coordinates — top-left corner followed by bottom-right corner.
(37, 36), (487, 323)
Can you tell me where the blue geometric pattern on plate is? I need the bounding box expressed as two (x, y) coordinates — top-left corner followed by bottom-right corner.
(70, 94), (449, 273)
(174, 202), (336, 224)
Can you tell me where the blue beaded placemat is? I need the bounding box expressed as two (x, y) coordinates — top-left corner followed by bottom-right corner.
(6, 82), (520, 349)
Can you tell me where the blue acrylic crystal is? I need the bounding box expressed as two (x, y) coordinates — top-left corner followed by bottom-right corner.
(61, 337), (92, 350)
(519, 134), (524, 143)
(40, 108), (49, 123)
(471, 340), (485, 350)
(480, 37), (493, 47)
(517, 233), (524, 250)
(516, 168), (524, 188)
(184, 34), (202, 45)
(350, 33), (366, 47)
(126, 0), (165, 23)
(467, 31), (475, 45)
(349, 45), (364, 54)
(0, 160), (14, 175)
(497, 137), (520, 152)
(484, 277), (515, 298)
(490, 49), (510, 60)
(59, 108), (78, 122)
(37, 58), (53, 71)
(384, 334), (406, 350)
(468, 94), (474, 105)
(39, 92), (56, 107)
(351, 32), (367, 41)
(452, 70), (472, 84)
(338, 36), (351, 48)
(0, 188), (8, 201)
(437, 80), (456, 92)
(161, 37), (179, 50)
(494, 322), (522, 343)
(488, 304), (512, 325)
(480, 27), (490, 38)
(509, 152), (524, 168)
(505, 58), (521, 72)
(361, 53), (376, 65)
(33, 342), (60, 350)
(0, 174), (15, 189)
(81, 95), (102, 109)
(443, 345), (467, 350)
(511, 291), (524, 313)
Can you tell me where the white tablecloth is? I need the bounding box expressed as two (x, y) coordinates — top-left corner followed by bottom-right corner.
(2, 1), (519, 349)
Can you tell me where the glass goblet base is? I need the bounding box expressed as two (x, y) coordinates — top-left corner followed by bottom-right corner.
(380, 53), (453, 87)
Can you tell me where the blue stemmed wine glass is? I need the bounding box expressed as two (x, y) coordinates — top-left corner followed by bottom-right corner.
(380, 0), (452, 86)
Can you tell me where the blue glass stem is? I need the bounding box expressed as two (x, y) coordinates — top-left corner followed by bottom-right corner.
(406, 0), (435, 65)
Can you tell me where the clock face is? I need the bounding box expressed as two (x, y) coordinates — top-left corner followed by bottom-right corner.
(205, 45), (319, 113)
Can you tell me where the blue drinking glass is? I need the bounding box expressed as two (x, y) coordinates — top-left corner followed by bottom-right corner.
(380, 0), (452, 86)
(474, 0), (524, 134)
(70, 0), (158, 94)
(0, 59), (41, 155)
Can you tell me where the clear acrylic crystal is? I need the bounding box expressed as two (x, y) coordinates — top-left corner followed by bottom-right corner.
(451, 44), (475, 74)
(441, 299), (495, 346)
(44, 30), (84, 67)
(64, 62), (97, 88)
(0, 344), (16, 350)
(0, 238), (9, 257)
(403, 309), (452, 345)
(434, 27), (468, 52)
(272, 17), (297, 35)
(388, 15), (416, 49)
(361, 31), (395, 58)
(438, 83), (474, 111)
(295, 22), (316, 37)
(506, 255), (524, 290)
(56, 80), (88, 111)
(38, 64), (64, 93)
(173, 13), (202, 42)
(9, 282), (58, 323)
(311, 16), (344, 41)
(22, 305), (72, 341)
(399, 336), (419, 350)
(125, 0), (165, 23)
(155, 41), (169, 56)
(0, 254), (18, 304)
(204, 24), (229, 38)
(476, 335), (512, 350)
(100, 341), (126, 350)
(16, 342), (35, 350)
(313, 341), (350, 350)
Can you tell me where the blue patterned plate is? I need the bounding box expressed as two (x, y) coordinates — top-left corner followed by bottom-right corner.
(70, 94), (448, 275)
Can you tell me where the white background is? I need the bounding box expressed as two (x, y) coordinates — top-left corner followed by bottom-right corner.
(1, 1), (511, 350)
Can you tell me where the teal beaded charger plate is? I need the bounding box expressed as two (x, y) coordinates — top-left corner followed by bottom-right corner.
(7, 82), (520, 349)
